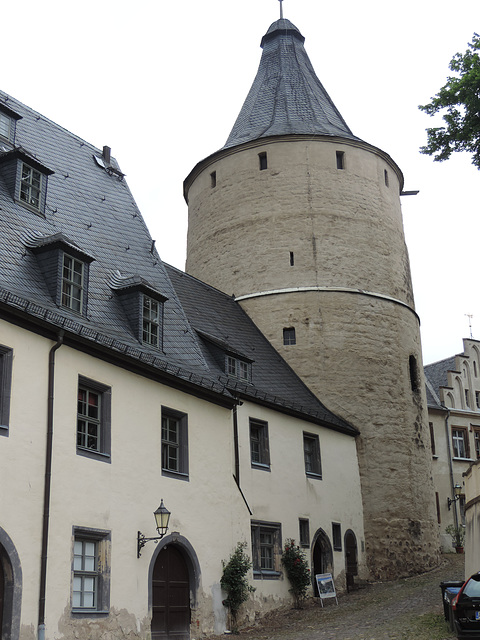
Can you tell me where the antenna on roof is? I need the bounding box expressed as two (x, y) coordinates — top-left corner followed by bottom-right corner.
(279, 0), (284, 19)
(466, 314), (474, 339)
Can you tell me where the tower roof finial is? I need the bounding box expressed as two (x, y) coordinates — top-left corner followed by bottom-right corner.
(279, 0), (283, 19)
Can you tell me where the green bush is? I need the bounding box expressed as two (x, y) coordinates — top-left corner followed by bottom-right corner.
(221, 542), (255, 632)
(281, 539), (311, 608)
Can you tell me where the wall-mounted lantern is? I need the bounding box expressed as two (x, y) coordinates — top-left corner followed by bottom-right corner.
(447, 483), (463, 510)
(137, 500), (171, 557)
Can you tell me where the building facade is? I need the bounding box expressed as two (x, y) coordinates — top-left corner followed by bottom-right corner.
(184, 17), (439, 579)
(425, 338), (480, 551)
(0, 83), (365, 640)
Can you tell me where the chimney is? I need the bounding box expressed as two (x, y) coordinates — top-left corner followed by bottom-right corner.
(102, 146), (111, 164)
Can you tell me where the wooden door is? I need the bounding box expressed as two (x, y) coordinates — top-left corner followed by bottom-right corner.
(345, 530), (358, 592)
(152, 546), (190, 640)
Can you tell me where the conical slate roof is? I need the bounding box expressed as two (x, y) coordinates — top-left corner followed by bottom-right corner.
(223, 19), (361, 149)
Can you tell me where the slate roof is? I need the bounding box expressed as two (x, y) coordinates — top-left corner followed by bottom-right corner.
(424, 356), (457, 409)
(165, 265), (357, 434)
(223, 19), (361, 149)
(0, 90), (355, 433)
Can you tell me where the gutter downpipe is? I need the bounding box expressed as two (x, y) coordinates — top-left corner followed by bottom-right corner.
(443, 406), (459, 529)
(38, 331), (64, 640)
(232, 396), (252, 515)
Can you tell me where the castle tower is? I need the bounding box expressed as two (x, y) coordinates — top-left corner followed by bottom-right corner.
(184, 18), (439, 578)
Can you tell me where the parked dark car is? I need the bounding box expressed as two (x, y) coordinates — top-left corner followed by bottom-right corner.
(451, 572), (480, 638)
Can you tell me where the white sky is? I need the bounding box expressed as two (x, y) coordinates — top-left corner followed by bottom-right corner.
(2, 0), (480, 365)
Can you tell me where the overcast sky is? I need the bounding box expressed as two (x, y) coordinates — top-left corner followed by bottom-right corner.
(2, 0), (480, 365)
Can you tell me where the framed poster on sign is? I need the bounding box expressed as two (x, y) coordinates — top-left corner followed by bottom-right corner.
(315, 573), (338, 607)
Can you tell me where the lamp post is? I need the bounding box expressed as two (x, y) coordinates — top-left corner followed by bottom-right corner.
(447, 483), (463, 510)
(137, 500), (171, 558)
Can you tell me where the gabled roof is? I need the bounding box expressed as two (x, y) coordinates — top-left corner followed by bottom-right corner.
(0, 90), (357, 431)
(223, 19), (361, 149)
(166, 265), (358, 435)
(424, 356), (457, 409)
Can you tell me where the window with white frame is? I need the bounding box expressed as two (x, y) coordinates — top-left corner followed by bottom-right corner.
(76, 377), (111, 461)
(283, 327), (296, 346)
(62, 253), (84, 313)
(303, 432), (322, 477)
(251, 521), (282, 578)
(142, 295), (161, 347)
(225, 355), (250, 381)
(20, 162), (43, 210)
(162, 407), (188, 479)
(474, 428), (480, 460)
(250, 418), (270, 469)
(452, 427), (470, 459)
(0, 112), (11, 140)
(72, 528), (110, 613)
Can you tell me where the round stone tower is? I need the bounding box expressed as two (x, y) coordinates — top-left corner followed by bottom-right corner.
(184, 18), (439, 578)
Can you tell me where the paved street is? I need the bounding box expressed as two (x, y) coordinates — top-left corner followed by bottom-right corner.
(233, 554), (464, 640)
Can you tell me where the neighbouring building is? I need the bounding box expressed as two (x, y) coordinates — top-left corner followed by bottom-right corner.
(425, 338), (480, 552)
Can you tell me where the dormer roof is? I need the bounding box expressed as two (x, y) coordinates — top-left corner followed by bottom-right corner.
(223, 19), (361, 149)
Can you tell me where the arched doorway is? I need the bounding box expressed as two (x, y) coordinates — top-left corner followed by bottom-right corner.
(0, 530), (22, 640)
(151, 545), (190, 640)
(312, 529), (333, 597)
(344, 530), (358, 592)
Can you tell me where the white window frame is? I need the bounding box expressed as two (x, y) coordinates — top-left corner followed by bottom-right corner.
(62, 253), (84, 313)
(20, 162), (43, 210)
(142, 295), (160, 347)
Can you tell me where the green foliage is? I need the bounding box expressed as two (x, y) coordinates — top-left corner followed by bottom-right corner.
(419, 33), (480, 168)
(281, 539), (311, 609)
(445, 524), (465, 547)
(220, 542), (255, 631)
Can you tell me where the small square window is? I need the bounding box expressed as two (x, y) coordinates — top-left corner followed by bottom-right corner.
(251, 521), (281, 578)
(143, 295), (161, 347)
(76, 377), (111, 462)
(283, 327), (296, 345)
(250, 419), (270, 469)
(336, 151), (345, 170)
(332, 523), (342, 551)
(0, 345), (13, 436)
(303, 433), (322, 478)
(72, 528), (110, 614)
(259, 152), (268, 171)
(20, 162), (43, 210)
(299, 519), (310, 548)
(162, 407), (189, 480)
(62, 253), (85, 313)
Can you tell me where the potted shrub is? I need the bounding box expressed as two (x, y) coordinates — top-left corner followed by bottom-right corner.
(445, 524), (465, 553)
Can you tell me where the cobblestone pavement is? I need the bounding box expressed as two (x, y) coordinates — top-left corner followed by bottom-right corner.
(218, 554), (465, 640)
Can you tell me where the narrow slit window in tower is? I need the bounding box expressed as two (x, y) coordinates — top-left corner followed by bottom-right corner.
(384, 169), (389, 187)
(336, 151), (345, 170)
(289, 251), (294, 266)
(210, 171), (216, 188)
(409, 355), (419, 393)
(259, 152), (267, 170)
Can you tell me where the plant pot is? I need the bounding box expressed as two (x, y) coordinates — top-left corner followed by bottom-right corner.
(455, 546), (464, 554)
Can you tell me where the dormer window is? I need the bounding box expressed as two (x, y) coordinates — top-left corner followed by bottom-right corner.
(27, 233), (94, 316)
(62, 254), (85, 313)
(110, 274), (167, 349)
(0, 149), (53, 216)
(0, 104), (21, 145)
(20, 162), (43, 210)
(143, 295), (161, 347)
(226, 355), (251, 381)
(0, 112), (11, 141)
